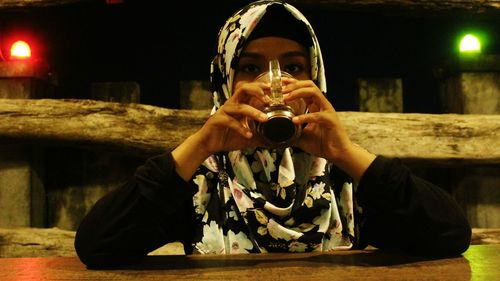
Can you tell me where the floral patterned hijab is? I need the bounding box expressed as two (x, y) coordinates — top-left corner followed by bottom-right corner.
(190, 0), (355, 254)
(209, 0), (326, 112)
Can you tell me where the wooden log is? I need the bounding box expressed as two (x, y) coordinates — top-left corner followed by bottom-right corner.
(0, 98), (208, 158)
(0, 227), (76, 258)
(0, 0), (80, 9)
(342, 111), (500, 165)
(471, 228), (500, 245)
(0, 227), (497, 258)
(1, 0), (499, 13)
(0, 98), (499, 164)
(293, 0), (500, 11)
(0, 227), (183, 257)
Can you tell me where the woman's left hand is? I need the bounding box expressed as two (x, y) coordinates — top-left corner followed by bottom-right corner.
(283, 78), (376, 180)
(283, 78), (352, 160)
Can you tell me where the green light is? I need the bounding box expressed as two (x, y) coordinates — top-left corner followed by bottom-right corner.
(460, 34), (481, 53)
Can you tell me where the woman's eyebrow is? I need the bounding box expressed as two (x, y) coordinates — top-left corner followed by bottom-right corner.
(238, 52), (263, 60)
(239, 51), (308, 60)
(281, 51), (308, 59)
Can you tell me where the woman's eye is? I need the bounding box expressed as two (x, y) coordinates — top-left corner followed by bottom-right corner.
(239, 64), (261, 74)
(283, 64), (304, 75)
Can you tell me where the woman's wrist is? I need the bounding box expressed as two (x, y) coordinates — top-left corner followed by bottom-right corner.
(329, 143), (377, 181)
(171, 131), (212, 181)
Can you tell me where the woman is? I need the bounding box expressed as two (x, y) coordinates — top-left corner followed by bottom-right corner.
(74, 0), (471, 267)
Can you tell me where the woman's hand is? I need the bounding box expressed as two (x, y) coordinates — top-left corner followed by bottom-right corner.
(199, 81), (271, 154)
(283, 78), (376, 180)
(172, 81), (269, 181)
(283, 78), (350, 159)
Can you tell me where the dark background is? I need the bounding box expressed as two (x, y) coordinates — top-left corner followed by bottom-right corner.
(1, 0), (499, 112)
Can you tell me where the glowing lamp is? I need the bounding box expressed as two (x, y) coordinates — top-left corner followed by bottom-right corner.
(10, 40), (32, 59)
(459, 34), (481, 53)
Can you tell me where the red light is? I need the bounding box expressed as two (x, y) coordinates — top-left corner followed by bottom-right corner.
(10, 40), (31, 59)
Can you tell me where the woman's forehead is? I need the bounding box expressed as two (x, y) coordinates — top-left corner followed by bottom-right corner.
(240, 37), (308, 60)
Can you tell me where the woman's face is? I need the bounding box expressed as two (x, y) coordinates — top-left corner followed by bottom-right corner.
(233, 37), (310, 114)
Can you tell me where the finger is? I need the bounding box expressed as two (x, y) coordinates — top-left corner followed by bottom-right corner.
(292, 111), (332, 125)
(281, 77), (298, 85)
(285, 87), (327, 105)
(231, 82), (271, 105)
(283, 84), (332, 111)
(222, 104), (268, 122)
(282, 79), (318, 96)
(287, 91), (330, 115)
(214, 113), (254, 139)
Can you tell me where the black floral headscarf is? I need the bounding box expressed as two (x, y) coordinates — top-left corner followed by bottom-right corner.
(209, 0), (326, 113)
(190, 0), (354, 254)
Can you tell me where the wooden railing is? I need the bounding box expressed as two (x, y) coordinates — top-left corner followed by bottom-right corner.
(1, 0), (499, 12)
(0, 98), (499, 164)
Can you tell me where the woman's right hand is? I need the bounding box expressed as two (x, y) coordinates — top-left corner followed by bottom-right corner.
(197, 81), (271, 155)
(172, 81), (270, 181)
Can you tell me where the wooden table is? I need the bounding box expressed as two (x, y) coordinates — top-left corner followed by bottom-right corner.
(0, 244), (498, 281)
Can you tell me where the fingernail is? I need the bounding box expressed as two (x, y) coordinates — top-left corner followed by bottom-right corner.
(261, 82), (271, 88)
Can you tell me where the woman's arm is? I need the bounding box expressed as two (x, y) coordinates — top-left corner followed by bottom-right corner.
(284, 79), (471, 256)
(75, 80), (274, 268)
(354, 156), (471, 256)
(74, 152), (196, 268)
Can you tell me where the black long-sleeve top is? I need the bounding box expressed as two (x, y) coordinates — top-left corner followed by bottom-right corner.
(74, 153), (471, 268)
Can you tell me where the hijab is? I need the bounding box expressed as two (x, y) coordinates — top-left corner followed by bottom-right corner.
(210, 0), (326, 112)
(190, 0), (355, 254)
